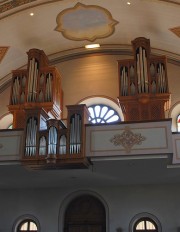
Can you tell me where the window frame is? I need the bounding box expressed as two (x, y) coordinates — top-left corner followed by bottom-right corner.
(88, 104), (121, 124)
(133, 217), (158, 231)
(13, 215), (40, 232)
(129, 213), (162, 232)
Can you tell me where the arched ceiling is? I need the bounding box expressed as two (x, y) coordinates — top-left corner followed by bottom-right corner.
(0, 0), (179, 89)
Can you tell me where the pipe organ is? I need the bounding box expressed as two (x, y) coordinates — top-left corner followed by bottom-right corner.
(8, 49), (63, 129)
(118, 37), (170, 121)
(22, 105), (90, 169)
(8, 49), (90, 169)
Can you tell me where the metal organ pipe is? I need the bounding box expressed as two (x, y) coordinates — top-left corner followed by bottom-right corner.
(48, 126), (57, 155)
(70, 114), (81, 154)
(158, 63), (166, 93)
(39, 136), (46, 156)
(27, 58), (38, 102)
(59, 135), (66, 154)
(12, 77), (20, 104)
(137, 54), (141, 93)
(139, 47), (145, 93)
(121, 67), (128, 96)
(143, 49), (148, 93)
(25, 117), (37, 156)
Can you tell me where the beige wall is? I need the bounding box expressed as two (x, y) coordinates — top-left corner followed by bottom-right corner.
(57, 55), (132, 118)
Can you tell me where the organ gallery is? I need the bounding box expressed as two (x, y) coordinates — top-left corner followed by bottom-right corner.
(8, 37), (171, 169)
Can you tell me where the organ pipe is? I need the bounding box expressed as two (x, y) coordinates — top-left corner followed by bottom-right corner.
(59, 135), (66, 154)
(48, 126), (57, 155)
(27, 58), (39, 102)
(25, 117), (37, 156)
(70, 114), (81, 154)
(143, 49), (148, 93)
(39, 136), (46, 156)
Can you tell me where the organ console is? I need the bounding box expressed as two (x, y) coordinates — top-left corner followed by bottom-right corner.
(118, 37), (170, 121)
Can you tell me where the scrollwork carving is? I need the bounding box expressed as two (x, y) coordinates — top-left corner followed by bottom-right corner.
(110, 126), (146, 153)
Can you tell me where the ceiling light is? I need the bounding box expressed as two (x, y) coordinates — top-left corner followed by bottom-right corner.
(127, 2), (131, 5)
(30, 12), (34, 16)
(85, 44), (100, 49)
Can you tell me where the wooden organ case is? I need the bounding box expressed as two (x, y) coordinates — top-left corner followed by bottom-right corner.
(118, 37), (170, 121)
(8, 48), (63, 128)
(8, 49), (90, 169)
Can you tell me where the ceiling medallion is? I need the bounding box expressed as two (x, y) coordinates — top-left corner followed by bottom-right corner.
(169, 26), (180, 38)
(0, 46), (9, 63)
(110, 126), (146, 153)
(55, 2), (118, 42)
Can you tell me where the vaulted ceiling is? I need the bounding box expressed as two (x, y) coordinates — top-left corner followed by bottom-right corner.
(0, 0), (180, 89)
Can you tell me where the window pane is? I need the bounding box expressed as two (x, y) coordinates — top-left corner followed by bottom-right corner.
(18, 220), (38, 232)
(136, 221), (145, 230)
(146, 220), (156, 230)
(20, 222), (28, 231)
(30, 221), (37, 230)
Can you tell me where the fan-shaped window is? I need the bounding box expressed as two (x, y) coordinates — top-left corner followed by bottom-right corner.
(88, 104), (120, 124)
(134, 218), (158, 232)
(17, 219), (38, 232)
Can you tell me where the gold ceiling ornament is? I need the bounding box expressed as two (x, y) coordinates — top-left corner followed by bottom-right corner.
(110, 126), (146, 153)
(169, 26), (180, 38)
(55, 3), (119, 42)
(0, 46), (9, 63)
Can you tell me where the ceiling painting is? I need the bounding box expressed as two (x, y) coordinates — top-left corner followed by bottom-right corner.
(169, 26), (180, 38)
(55, 3), (119, 42)
(0, 46), (9, 63)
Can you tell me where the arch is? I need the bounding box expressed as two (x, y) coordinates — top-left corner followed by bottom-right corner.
(79, 96), (124, 121)
(58, 190), (109, 232)
(0, 112), (13, 129)
(168, 101), (180, 132)
(129, 213), (162, 232)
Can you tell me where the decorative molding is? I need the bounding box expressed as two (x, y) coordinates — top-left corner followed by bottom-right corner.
(0, 0), (36, 13)
(0, 46), (9, 63)
(110, 126), (146, 153)
(55, 3), (118, 42)
(169, 26), (180, 38)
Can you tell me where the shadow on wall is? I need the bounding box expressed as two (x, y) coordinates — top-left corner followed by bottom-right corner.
(116, 228), (123, 232)
(177, 228), (180, 232)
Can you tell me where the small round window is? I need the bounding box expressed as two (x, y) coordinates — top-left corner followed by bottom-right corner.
(17, 219), (38, 232)
(88, 104), (120, 124)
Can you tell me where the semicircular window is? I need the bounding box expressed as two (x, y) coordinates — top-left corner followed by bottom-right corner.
(17, 219), (38, 232)
(88, 104), (120, 124)
(134, 217), (158, 231)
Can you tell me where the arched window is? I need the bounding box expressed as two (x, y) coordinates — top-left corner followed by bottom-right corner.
(64, 194), (106, 232)
(134, 217), (158, 232)
(88, 104), (120, 124)
(79, 96), (124, 123)
(17, 219), (38, 232)
(177, 114), (180, 132)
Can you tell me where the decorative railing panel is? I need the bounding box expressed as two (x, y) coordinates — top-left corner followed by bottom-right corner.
(86, 120), (172, 158)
